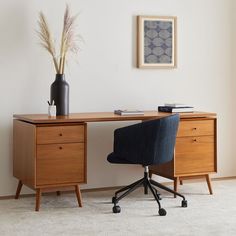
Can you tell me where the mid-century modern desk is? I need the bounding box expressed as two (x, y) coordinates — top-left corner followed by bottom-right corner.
(13, 111), (217, 211)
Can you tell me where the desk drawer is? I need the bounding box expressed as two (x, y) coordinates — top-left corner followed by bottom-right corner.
(36, 143), (85, 185)
(175, 136), (215, 175)
(37, 125), (84, 144)
(177, 120), (214, 137)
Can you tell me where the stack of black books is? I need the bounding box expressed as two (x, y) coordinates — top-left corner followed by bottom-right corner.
(158, 103), (194, 113)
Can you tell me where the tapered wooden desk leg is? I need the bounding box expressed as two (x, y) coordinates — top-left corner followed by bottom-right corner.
(174, 177), (179, 198)
(180, 179), (183, 185)
(206, 174), (213, 195)
(15, 180), (23, 199)
(75, 185), (82, 207)
(35, 189), (42, 211)
(56, 191), (61, 196)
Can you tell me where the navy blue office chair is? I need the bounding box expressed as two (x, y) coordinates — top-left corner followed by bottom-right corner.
(107, 114), (187, 216)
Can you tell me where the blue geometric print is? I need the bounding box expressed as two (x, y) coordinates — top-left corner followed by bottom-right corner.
(144, 20), (173, 64)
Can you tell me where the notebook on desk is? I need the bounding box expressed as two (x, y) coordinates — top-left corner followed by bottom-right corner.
(114, 110), (144, 116)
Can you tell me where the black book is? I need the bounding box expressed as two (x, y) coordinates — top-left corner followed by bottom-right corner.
(158, 106), (194, 113)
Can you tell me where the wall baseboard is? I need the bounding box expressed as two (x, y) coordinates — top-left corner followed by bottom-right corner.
(1, 176), (235, 200)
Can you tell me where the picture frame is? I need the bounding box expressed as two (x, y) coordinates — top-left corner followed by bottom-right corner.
(137, 15), (177, 68)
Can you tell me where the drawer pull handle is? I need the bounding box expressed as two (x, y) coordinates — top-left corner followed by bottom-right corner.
(193, 128), (197, 130)
(193, 139), (197, 142)
(59, 146), (63, 150)
(59, 133), (63, 136)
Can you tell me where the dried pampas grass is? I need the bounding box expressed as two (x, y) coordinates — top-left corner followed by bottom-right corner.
(37, 5), (79, 74)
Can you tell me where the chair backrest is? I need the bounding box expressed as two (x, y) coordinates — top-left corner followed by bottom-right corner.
(113, 114), (180, 166)
(148, 114), (179, 165)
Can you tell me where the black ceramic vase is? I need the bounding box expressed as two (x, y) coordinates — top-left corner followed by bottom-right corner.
(50, 74), (69, 116)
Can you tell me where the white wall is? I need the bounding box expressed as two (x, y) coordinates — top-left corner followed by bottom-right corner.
(0, 0), (235, 196)
(232, 0), (236, 178)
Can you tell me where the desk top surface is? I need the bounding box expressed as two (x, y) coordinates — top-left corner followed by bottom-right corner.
(13, 111), (217, 124)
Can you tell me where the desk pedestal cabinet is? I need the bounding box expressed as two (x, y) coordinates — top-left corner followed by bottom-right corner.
(13, 120), (86, 211)
(149, 117), (217, 195)
(13, 111), (217, 211)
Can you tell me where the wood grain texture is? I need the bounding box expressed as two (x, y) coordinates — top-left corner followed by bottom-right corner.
(13, 111), (216, 124)
(177, 119), (214, 137)
(35, 188), (41, 211)
(75, 185), (82, 207)
(83, 123), (87, 184)
(206, 174), (213, 194)
(36, 143), (85, 186)
(13, 120), (36, 189)
(149, 159), (174, 180)
(37, 125), (84, 144)
(13, 112), (217, 206)
(214, 119), (218, 173)
(175, 136), (215, 175)
(150, 117), (217, 194)
(15, 180), (23, 199)
(174, 177), (179, 198)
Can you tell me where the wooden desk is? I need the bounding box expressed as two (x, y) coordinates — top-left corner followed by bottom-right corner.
(13, 111), (217, 210)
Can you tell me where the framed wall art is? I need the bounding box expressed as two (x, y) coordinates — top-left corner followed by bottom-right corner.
(137, 16), (177, 68)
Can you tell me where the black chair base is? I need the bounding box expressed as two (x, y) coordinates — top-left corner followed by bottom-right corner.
(112, 167), (187, 216)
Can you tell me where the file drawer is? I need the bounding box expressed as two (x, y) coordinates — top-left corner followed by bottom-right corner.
(37, 125), (84, 144)
(177, 120), (214, 137)
(36, 143), (85, 185)
(175, 136), (215, 175)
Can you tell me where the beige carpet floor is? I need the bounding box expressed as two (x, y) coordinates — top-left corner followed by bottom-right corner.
(0, 179), (236, 236)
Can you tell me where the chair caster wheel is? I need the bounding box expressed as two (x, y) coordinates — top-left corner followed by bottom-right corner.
(158, 208), (167, 216)
(182, 200), (188, 207)
(113, 205), (121, 213)
(112, 197), (117, 204)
